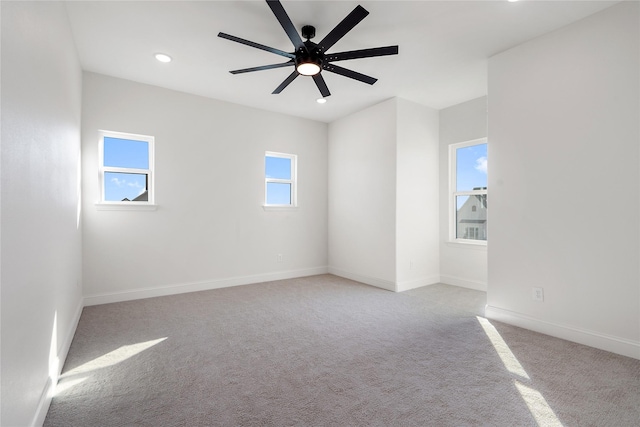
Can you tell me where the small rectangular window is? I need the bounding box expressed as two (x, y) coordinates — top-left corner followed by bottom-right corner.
(450, 139), (487, 244)
(265, 152), (296, 207)
(99, 131), (154, 205)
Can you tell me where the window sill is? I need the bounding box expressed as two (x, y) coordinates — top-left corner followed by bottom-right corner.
(96, 203), (158, 211)
(262, 205), (298, 212)
(446, 241), (487, 251)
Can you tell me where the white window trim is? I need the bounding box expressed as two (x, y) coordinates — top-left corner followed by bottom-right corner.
(96, 130), (156, 210)
(263, 151), (297, 210)
(449, 138), (487, 245)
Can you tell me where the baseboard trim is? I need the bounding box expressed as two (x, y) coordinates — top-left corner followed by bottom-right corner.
(485, 305), (640, 360)
(59, 298), (84, 373)
(328, 267), (396, 292)
(396, 276), (440, 292)
(440, 274), (487, 291)
(32, 377), (54, 427)
(32, 297), (84, 426)
(83, 267), (329, 306)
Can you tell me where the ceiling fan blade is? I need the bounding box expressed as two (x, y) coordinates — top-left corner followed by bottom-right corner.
(323, 64), (377, 85)
(266, 0), (305, 52)
(230, 61), (294, 75)
(317, 5), (369, 53)
(312, 74), (331, 97)
(272, 70), (299, 94)
(326, 46), (399, 62)
(218, 32), (295, 59)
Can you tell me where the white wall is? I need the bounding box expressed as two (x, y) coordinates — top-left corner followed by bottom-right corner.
(439, 97), (488, 291)
(81, 73), (328, 304)
(328, 98), (440, 291)
(396, 99), (440, 291)
(1, 2), (84, 425)
(487, 2), (639, 359)
(328, 99), (398, 290)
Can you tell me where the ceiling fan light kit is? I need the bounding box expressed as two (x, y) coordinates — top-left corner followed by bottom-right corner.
(296, 61), (321, 76)
(218, 0), (399, 97)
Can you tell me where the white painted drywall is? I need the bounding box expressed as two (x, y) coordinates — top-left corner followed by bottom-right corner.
(328, 99), (398, 290)
(396, 99), (440, 291)
(487, 2), (639, 358)
(1, 2), (84, 425)
(81, 73), (328, 302)
(328, 98), (441, 291)
(439, 97), (488, 291)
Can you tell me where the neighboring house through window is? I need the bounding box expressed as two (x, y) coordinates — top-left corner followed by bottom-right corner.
(265, 152), (297, 207)
(450, 138), (487, 243)
(99, 130), (154, 205)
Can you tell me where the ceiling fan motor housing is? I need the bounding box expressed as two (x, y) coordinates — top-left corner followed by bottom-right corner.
(296, 39), (323, 75)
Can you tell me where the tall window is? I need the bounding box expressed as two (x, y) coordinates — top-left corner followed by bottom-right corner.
(450, 139), (487, 243)
(265, 152), (297, 207)
(99, 130), (154, 204)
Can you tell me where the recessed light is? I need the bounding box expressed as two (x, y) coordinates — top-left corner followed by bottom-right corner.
(155, 53), (172, 63)
(508, 0), (519, 2)
(316, 98), (327, 104)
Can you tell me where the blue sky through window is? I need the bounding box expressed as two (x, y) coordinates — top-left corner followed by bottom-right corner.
(104, 137), (149, 169)
(266, 182), (291, 205)
(103, 137), (149, 202)
(456, 143), (487, 209)
(457, 143), (487, 191)
(265, 155), (293, 205)
(104, 172), (147, 201)
(265, 156), (291, 179)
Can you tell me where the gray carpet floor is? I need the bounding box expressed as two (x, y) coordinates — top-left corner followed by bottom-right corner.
(45, 274), (639, 426)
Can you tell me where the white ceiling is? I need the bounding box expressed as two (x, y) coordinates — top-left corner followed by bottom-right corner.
(65, 0), (618, 123)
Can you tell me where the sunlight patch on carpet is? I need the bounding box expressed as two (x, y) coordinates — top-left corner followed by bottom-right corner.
(477, 317), (564, 426)
(63, 337), (167, 377)
(54, 376), (89, 396)
(515, 380), (563, 427)
(476, 316), (529, 380)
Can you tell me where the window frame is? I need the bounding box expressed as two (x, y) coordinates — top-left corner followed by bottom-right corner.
(449, 138), (487, 245)
(264, 151), (297, 209)
(97, 130), (156, 210)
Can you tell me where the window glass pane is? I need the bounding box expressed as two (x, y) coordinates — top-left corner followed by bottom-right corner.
(104, 172), (148, 202)
(456, 194), (487, 240)
(456, 143), (487, 191)
(266, 182), (291, 205)
(104, 137), (149, 169)
(265, 156), (291, 180)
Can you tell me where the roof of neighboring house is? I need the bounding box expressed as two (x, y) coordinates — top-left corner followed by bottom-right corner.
(133, 190), (148, 202)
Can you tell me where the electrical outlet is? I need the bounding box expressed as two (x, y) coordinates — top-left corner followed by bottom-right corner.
(532, 287), (544, 302)
(277, 253), (283, 262)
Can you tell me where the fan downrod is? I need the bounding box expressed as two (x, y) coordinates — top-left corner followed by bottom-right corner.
(301, 25), (315, 40)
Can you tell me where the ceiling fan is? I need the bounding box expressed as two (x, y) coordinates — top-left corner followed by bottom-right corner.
(218, 0), (399, 98)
